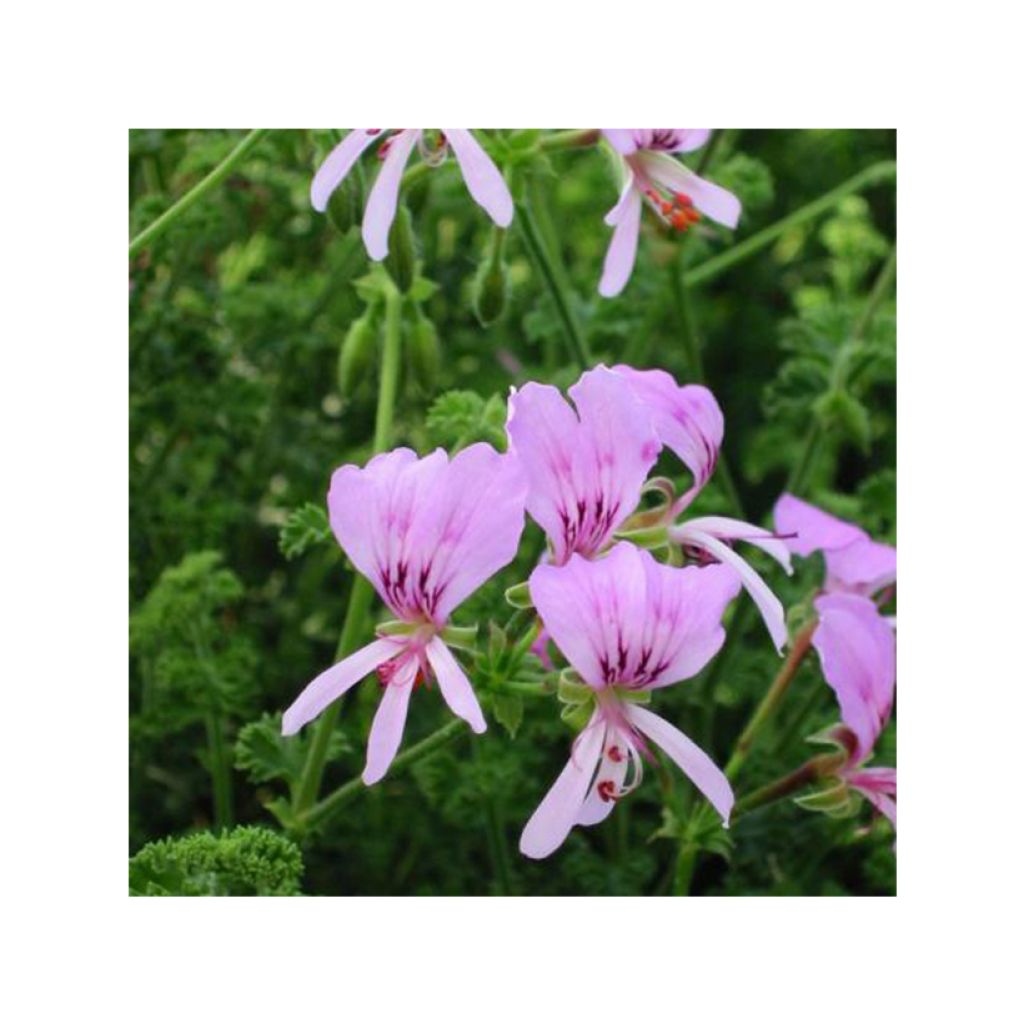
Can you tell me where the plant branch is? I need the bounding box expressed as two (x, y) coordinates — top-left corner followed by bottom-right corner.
(129, 129), (269, 258)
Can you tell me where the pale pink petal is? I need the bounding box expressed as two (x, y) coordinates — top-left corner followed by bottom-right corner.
(674, 526), (787, 654)
(601, 129), (639, 155)
(812, 593), (896, 763)
(361, 129), (420, 260)
(612, 367), (723, 510)
(282, 637), (402, 736)
(599, 181), (643, 297)
(636, 559), (740, 687)
(773, 493), (864, 557)
(362, 657), (418, 785)
(847, 767), (896, 828)
(638, 151), (741, 229)
(682, 516), (793, 574)
(626, 704), (734, 824)
(668, 129), (712, 153)
(443, 129), (513, 228)
(310, 129), (382, 213)
(529, 544), (647, 689)
(425, 637), (486, 734)
(519, 714), (606, 859)
(507, 367), (659, 564)
(825, 535), (897, 595)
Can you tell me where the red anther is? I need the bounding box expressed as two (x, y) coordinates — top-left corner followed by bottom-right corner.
(670, 211), (689, 231)
(607, 745), (625, 763)
(686, 207), (700, 224)
(660, 201), (674, 216)
(674, 192), (694, 207)
(596, 779), (617, 802)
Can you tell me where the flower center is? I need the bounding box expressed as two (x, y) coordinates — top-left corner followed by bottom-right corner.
(643, 188), (701, 233)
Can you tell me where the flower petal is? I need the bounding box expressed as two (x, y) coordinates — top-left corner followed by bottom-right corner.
(638, 151), (741, 228)
(772, 493), (864, 557)
(812, 593), (896, 762)
(425, 637), (486, 733)
(674, 526), (787, 653)
(310, 129), (381, 213)
(601, 129), (638, 155)
(443, 129), (513, 227)
(361, 129), (419, 260)
(282, 637), (402, 736)
(846, 767), (896, 828)
(519, 714), (606, 859)
(612, 366), (723, 508)
(576, 740), (628, 826)
(507, 366), (659, 563)
(682, 515), (793, 574)
(626, 704), (734, 824)
(362, 657), (418, 785)
(599, 178), (643, 297)
(825, 535), (897, 595)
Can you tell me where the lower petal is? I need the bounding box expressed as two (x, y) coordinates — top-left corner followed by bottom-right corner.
(310, 129), (380, 213)
(639, 151), (741, 229)
(362, 129), (419, 261)
(443, 129), (514, 227)
(626, 704), (734, 825)
(682, 516), (794, 574)
(599, 185), (642, 297)
(520, 715), (606, 859)
(282, 637), (401, 736)
(425, 637), (486, 734)
(675, 526), (787, 654)
(362, 658), (418, 785)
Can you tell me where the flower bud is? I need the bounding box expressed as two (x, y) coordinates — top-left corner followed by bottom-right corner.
(406, 308), (440, 394)
(326, 169), (363, 235)
(337, 309), (379, 398)
(473, 229), (509, 326)
(384, 204), (417, 293)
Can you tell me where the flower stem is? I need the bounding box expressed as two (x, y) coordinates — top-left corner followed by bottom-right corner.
(516, 200), (592, 368)
(302, 719), (466, 833)
(732, 752), (842, 820)
(724, 618), (817, 780)
(685, 160), (896, 288)
(473, 736), (514, 895)
(292, 282), (404, 817)
(129, 129), (269, 258)
(538, 129), (600, 151)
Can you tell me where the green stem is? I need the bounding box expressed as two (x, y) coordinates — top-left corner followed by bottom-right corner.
(302, 719), (465, 832)
(517, 201), (592, 368)
(473, 737), (514, 895)
(685, 160), (896, 288)
(129, 129), (269, 258)
(539, 129), (600, 151)
(292, 283), (404, 816)
(204, 711), (233, 832)
(724, 618), (817, 780)
(732, 753), (840, 820)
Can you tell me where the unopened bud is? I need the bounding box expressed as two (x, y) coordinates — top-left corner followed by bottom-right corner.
(326, 169), (363, 235)
(384, 204), (417, 293)
(473, 229), (509, 326)
(337, 309), (379, 398)
(406, 307), (440, 393)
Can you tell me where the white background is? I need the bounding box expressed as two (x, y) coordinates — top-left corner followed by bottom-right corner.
(4, 1), (1022, 1021)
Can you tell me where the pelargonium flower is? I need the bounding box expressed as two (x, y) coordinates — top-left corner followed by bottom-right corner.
(599, 130), (741, 297)
(613, 365), (793, 653)
(311, 129), (513, 260)
(282, 444), (526, 785)
(506, 365), (661, 565)
(774, 494), (896, 826)
(520, 542), (740, 859)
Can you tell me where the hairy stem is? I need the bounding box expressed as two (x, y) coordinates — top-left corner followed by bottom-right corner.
(685, 160), (896, 288)
(732, 752), (842, 820)
(292, 283), (404, 816)
(129, 129), (269, 258)
(303, 719), (466, 832)
(517, 200), (592, 368)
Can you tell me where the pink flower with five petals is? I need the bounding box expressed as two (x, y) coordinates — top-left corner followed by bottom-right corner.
(520, 543), (741, 858)
(311, 129), (513, 260)
(282, 444), (526, 785)
(599, 130), (741, 297)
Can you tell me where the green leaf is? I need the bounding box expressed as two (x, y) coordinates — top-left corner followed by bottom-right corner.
(278, 503), (331, 560)
(129, 826), (303, 896)
(491, 692), (524, 738)
(235, 712), (350, 792)
(815, 389), (871, 452)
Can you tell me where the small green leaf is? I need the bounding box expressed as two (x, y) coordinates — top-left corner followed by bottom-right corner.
(278, 504), (331, 560)
(235, 713), (350, 793)
(491, 692), (524, 738)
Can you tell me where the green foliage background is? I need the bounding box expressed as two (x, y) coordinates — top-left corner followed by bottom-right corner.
(129, 129), (896, 896)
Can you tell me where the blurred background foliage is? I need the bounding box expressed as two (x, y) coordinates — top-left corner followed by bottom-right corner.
(129, 128), (895, 895)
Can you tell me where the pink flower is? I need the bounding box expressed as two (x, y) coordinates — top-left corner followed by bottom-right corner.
(310, 129), (513, 260)
(599, 130), (741, 297)
(773, 495), (896, 827)
(506, 366), (661, 565)
(519, 543), (740, 859)
(282, 445), (527, 784)
(613, 365), (793, 653)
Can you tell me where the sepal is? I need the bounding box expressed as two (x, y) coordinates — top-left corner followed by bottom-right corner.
(505, 581), (533, 609)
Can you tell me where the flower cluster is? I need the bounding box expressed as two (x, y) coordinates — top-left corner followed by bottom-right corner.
(283, 363), (825, 857)
(311, 128), (740, 297)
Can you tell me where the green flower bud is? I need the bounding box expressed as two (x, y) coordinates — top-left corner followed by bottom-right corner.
(406, 309), (440, 394)
(384, 204), (417, 293)
(337, 310), (379, 398)
(325, 170), (363, 235)
(473, 228), (509, 326)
